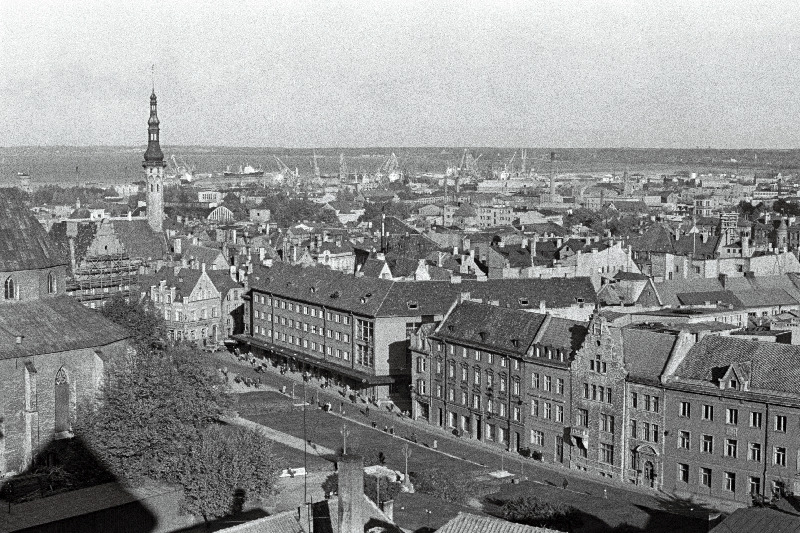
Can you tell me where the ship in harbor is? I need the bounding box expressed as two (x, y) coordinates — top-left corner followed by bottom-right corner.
(223, 163), (264, 178)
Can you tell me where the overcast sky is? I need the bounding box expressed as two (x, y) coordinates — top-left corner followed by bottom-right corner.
(2, 1), (800, 148)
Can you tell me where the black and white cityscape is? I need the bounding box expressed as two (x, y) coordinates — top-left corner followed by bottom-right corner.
(3, 2), (800, 532)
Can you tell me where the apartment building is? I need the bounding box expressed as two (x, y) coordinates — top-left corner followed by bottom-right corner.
(410, 301), (586, 460)
(235, 262), (596, 406)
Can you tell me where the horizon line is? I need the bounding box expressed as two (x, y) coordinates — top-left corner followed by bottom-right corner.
(1, 144), (798, 152)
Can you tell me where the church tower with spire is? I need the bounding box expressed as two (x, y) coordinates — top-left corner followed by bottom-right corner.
(143, 89), (165, 233)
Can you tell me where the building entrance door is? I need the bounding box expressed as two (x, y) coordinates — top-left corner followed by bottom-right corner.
(555, 436), (564, 463)
(644, 461), (655, 488)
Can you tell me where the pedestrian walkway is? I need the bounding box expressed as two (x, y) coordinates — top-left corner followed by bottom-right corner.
(225, 415), (336, 457)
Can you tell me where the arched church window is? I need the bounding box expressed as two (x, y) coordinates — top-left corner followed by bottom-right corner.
(47, 272), (57, 294)
(4, 277), (17, 300)
(55, 368), (71, 434)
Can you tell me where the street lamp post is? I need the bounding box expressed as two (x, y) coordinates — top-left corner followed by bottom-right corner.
(340, 423), (351, 455)
(401, 443), (412, 490)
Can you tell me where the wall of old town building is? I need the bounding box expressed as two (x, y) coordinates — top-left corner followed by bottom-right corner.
(0, 340), (128, 474)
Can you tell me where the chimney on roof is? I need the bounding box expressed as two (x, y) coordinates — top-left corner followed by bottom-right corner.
(263, 258), (273, 268)
(539, 300), (546, 313)
(718, 273), (727, 289)
(337, 455), (364, 533)
(15, 335), (23, 345)
(531, 234), (537, 257)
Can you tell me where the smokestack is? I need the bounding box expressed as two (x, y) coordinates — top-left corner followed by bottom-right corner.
(338, 455), (364, 533)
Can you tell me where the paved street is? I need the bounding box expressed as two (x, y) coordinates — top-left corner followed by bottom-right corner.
(207, 351), (730, 532)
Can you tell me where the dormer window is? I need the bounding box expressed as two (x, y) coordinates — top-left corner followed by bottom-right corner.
(729, 379), (738, 390)
(511, 339), (520, 348)
(407, 301), (419, 310)
(478, 331), (488, 341)
(518, 298), (529, 305)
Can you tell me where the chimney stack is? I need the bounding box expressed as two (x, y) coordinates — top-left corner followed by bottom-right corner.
(338, 455), (364, 533)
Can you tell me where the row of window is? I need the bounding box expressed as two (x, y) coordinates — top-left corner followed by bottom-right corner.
(582, 383), (613, 404)
(443, 388), (524, 421)
(675, 465), (782, 496)
(677, 432), (788, 465)
(446, 361), (520, 394)
(260, 313), (352, 342)
(679, 403), (785, 431)
(630, 392), (660, 413)
(531, 373), (565, 395)
(630, 419), (659, 443)
(531, 399), (564, 423)
(436, 343), (519, 369)
(253, 294), (352, 325)
(260, 328), (353, 361)
(4, 273), (58, 299)
(166, 307), (219, 321)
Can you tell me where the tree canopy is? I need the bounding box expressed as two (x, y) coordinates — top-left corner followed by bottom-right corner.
(410, 468), (480, 505)
(76, 346), (232, 484)
(500, 495), (581, 530)
(178, 424), (279, 522)
(100, 294), (165, 353)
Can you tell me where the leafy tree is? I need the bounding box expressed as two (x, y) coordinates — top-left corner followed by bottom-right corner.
(178, 424), (280, 523)
(75, 345), (232, 485)
(772, 198), (800, 217)
(410, 468), (479, 504)
(100, 294), (165, 353)
(501, 495), (581, 531)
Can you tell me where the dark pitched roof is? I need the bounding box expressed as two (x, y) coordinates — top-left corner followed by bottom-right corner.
(622, 328), (678, 384)
(206, 270), (242, 295)
(537, 316), (588, 354)
(0, 297), (130, 359)
(433, 301), (548, 356)
(711, 506), (800, 533)
(629, 224), (675, 254)
(183, 244), (227, 267)
(0, 195), (68, 271)
(113, 220), (167, 261)
(248, 263), (596, 319)
(673, 336), (800, 396)
(437, 512), (559, 533)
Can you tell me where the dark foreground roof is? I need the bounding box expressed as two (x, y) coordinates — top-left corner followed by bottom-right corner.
(0, 195), (67, 271)
(0, 296), (130, 359)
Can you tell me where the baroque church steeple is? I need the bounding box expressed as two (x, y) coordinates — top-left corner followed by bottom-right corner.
(143, 88), (165, 233)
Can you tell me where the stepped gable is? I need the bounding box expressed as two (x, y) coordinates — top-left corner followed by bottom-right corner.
(139, 267), (203, 300)
(0, 195), (67, 271)
(672, 335), (800, 395)
(0, 296), (130, 359)
(433, 301), (547, 356)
